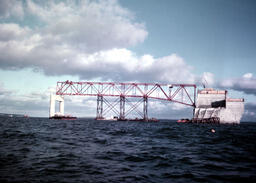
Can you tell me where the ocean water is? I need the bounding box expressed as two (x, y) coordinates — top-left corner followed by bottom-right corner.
(0, 117), (255, 183)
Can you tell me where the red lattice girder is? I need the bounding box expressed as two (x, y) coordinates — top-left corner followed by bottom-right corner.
(56, 81), (196, 107)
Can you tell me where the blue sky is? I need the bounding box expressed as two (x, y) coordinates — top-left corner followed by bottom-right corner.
(0, 0), (255, 121)
(120, 0), (256, 78)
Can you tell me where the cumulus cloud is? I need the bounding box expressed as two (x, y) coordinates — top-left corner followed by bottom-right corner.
(26, 0), (147, 52)
(0, 0), (24, 19)
(0, 0), (147, 53)
(0, 0), (196, 84)
(63, 50), (195, 83)
(219, 73), (256, 95)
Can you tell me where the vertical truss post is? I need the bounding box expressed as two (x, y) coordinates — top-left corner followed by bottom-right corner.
(143, 96), (148, 121)
(194, 86), (196, 107)
(193, 86), (197, 118)
(96, 95), (103, 119)
(120, 95), (125, 120)
(181, 86), (184, 103)
(169, 85), (173, 99)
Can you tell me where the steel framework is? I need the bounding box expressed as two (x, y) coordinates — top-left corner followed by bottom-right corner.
(56, 81), (196, 120)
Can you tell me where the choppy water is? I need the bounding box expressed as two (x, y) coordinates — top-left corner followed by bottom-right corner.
(0, 117), (255, 183)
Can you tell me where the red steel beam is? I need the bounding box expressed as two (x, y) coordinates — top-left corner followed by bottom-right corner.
(56, 80), (196, 107)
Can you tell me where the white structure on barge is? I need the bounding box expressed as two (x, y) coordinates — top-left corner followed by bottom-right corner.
(49, 94), (64, 118)
(193, 88), (244, 124)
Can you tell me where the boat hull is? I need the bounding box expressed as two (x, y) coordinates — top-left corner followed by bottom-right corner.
(49, 116), (77, 120)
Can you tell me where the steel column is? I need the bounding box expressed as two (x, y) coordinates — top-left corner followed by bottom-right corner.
(120, 95), (125, 120)
(169, 85), (173, 99)
(96, 95), (103, 119)
(143, 96), (148, 121)
(193, 86), (197, 118)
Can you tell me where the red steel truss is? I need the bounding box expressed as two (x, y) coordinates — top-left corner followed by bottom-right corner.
(56, 80), (196, 120)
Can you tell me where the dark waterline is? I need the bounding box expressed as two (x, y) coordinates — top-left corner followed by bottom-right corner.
(0, 117), (256, 183)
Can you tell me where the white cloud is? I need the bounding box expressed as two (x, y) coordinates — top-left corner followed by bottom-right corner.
(0, 0), (24, 19)
(201, 72), (215, 87)
(0, 0), (196, 84)
(67, 50), (195, 83)
(219, 73), (256, 95)
(0, 23), (31, 41)
(0, 0), (194, 82)
(24, 0), (147, 52)
(0, 23), (194, 83)
(243, 73), (253, 79)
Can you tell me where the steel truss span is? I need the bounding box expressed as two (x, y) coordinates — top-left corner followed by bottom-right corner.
(56, 80), (197, 120)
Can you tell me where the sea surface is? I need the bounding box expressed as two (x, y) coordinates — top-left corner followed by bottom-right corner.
(0, 117), (255, 183)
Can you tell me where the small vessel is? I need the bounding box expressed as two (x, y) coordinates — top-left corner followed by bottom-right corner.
(124, 118), (159, 122)
(49, 114), (77, 120)
(177, 119), (190, 123)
